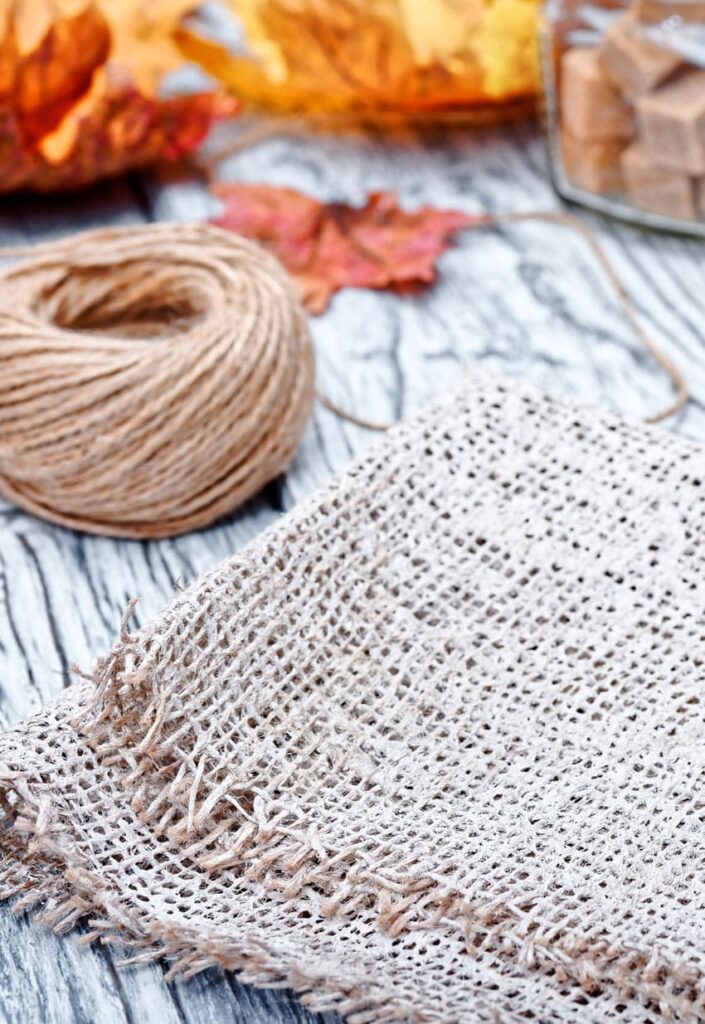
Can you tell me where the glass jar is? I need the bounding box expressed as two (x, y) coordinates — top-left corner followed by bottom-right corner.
(542, 0), (705, 236)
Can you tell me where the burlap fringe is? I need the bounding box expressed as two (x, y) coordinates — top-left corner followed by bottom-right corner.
(0, 776), (427, 1024)
(3, 738), (703, 1022)
(54, 613), (705, 1023)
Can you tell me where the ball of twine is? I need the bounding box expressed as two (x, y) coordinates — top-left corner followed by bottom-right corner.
(0, 222), (314, 539)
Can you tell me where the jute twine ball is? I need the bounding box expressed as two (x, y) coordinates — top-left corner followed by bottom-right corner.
(0, 222), (314, 539)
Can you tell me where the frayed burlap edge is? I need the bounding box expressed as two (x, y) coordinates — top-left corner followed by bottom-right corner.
(4, 759), (702, 1024)
(68, 616), (705, 1024)
(0, 777), (431, 1024)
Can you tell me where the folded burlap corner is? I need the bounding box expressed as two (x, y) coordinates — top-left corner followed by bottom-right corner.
(2, 370), (705, 1023)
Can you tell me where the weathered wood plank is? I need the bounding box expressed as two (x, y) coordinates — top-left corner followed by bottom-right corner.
(1, 120), (704, 1023)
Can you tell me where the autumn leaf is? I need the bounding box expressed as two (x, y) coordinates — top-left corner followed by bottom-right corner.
(211, 183), (477, 313)
(178, 0), (541, 117)
(0, 3), (110, 147)
(94, 0), (205, 92)
(477, 0), (542, 100)
(0, 1), (236, 193)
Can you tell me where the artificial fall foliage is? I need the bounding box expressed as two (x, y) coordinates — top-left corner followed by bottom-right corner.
(211, 183), (477, 313)
(0, 0), (234, 192)
(179, 0), (542, 117)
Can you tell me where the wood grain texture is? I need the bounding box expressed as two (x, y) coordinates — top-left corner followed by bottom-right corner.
(0, 120), (704, 1022)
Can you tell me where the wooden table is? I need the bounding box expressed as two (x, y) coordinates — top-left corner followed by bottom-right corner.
(1, 120), (704, 1023)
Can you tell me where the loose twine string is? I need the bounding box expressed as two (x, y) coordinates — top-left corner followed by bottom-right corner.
(0, 209), (688, 539)
(200, 124), (688, 425)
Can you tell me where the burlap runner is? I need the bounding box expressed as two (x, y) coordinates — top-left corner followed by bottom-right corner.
(2, 370), (704, 1022)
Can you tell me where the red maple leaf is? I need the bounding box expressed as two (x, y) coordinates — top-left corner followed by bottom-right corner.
(211, 184), (479, 313)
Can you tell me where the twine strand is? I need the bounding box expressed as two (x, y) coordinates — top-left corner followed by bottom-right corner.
(489, 210), (689, 423)
(313, 210), (689, 431)
(202, 118), (687, 427)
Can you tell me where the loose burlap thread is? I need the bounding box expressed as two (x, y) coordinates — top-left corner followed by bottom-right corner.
(0, 222), (314, 538)
(3, 368), (705, 1022)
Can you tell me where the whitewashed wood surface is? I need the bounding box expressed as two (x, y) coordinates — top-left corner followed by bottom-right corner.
(1, 120), (704, 1023)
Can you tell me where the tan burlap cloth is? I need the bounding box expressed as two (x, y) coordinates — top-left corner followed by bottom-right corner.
(2, 370), (704, 1023)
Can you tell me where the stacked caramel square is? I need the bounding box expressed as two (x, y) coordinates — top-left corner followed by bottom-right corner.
(559, 0), (705, 219)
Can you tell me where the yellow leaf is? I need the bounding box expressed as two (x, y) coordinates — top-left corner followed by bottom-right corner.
(477, 0), (542, 99)
(94, 0), (201, 90)
(398, 0), (484, 70)
(183, 0), (541, 117)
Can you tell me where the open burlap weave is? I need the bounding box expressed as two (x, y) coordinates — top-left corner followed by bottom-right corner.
(2, 369), (705, 1023)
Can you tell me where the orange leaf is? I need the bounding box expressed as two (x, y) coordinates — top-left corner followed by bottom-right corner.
(24, 71), (234, 192)
(0, 1), (236, 193)
(95, 0), (207, 92)
(0, 4), (110, 147)
(180, 0), (541, 117)
(211, 183), (478, 314)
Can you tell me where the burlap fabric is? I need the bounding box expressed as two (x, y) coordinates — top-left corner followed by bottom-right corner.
(2, 370), (704, 1022)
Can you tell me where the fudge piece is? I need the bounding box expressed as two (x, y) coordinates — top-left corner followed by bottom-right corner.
(636, 70), (705, 175)
(636, 0), (705, 21)
(561, 47), (634, 141)
(622, 141), (697, 217)
(561, 130), (627, 193)
(599, 12), (683, 95)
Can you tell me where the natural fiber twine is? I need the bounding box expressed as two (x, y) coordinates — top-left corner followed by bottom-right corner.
(0, 222), (314, 539)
